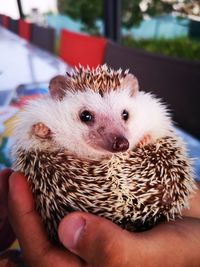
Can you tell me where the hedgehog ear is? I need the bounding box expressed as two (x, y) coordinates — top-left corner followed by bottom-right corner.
(32, 123), (52, 139)
(121, 74), (139, 96)
(49, 75), (68, 100)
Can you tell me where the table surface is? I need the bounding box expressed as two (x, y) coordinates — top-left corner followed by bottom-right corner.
(0, 26), (68, 92)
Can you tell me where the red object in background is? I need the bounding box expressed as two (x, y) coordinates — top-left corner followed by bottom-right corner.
(18, 19), (32, 41)
(2, 15), (9, 28)
(59, 29), (107, 68)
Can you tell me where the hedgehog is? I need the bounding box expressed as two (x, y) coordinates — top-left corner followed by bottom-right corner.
(11, 65), (195, 243)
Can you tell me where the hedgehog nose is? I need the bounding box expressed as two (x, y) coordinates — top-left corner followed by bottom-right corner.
(112, 136), (129, 152)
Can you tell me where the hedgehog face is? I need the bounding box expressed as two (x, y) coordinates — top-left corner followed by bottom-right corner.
(13, 66), (172, 161)
(54, 88), (135, 159)
(79, 109), (130, 153)
(34, 70), (141, 160)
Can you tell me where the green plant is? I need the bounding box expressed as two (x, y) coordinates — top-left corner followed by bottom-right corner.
(122, 36), (200, 61)
(57, 0), (102, 34)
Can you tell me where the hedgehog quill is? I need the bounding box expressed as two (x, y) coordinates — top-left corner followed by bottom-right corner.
(12, 65), (195, 242)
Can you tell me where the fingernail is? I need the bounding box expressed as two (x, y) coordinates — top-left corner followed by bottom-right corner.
(59, 215), (86, 251)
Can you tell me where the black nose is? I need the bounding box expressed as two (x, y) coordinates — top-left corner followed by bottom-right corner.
(112, 136), (129, 152)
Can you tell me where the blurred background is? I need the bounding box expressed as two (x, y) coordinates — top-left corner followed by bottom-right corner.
(1, 0), (200, 61)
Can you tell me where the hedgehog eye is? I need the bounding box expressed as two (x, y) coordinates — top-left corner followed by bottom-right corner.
(80, 110), (94, 123)
(122, 110), (129, 121)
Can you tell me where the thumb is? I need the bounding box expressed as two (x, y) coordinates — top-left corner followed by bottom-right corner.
(58, 212), (141, 267)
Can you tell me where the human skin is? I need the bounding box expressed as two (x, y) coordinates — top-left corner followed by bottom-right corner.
(0, 169), (16, 251)
(1, 171), (200, 267)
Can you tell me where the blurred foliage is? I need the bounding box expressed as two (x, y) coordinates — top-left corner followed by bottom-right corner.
(122, 0), (173, 28)
(174, 0), (200, 17)
(57, 0), (102, 34)
(57, 0), (174, 33)
(121, 0), (143, 28)
(122, 35), (200, 61)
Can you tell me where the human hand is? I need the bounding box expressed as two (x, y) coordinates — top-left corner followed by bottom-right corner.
(182, 182), (200, 219)
(8, 172), (84, 267)
(0, 169), (15, 251)
(8, 172), (200, 267)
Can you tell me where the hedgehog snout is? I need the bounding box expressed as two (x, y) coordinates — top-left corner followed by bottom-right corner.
(111, 136), (129, 152)
(97, 125), (129, 153)
(87, 128), (129, 154)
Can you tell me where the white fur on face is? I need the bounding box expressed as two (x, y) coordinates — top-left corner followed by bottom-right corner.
(12, 88), (173, 160)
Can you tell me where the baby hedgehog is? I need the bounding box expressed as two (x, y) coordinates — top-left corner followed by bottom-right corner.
(12, 65), (195, 242)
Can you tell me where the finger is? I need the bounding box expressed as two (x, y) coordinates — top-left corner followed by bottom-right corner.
(8, 172), (52, 257)
(0, 169), (15, 250)
(58, 212), (143, 267)
(0, 217), (16, 251)
(0, 169), (13, 190)
(8, 172), (83, 267)
(0, 168), (13, 207)
(182, 182), (200, 219)
(58, 211), (200, 267)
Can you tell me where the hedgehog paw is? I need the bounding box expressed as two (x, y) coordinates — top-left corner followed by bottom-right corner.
(138, 134), (151, 147)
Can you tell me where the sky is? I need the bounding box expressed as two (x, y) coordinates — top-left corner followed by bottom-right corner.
(0, 0), (57, 19)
